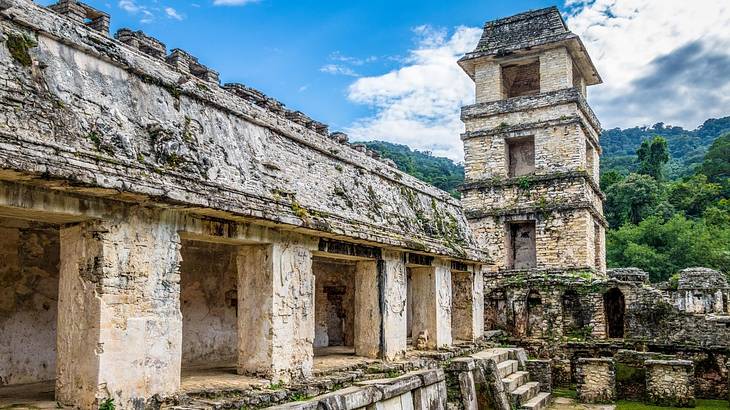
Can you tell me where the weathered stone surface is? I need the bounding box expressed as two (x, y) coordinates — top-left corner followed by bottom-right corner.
(0, 0), (487, 264)
(576, 358), (615, 404)
(645, 360), (695, 407)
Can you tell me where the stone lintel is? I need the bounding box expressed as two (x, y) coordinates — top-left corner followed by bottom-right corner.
(461, 88), (601, 133)
(465, 201), (608, 228)
(461, 115), (602, 155)
(406, 252), (434, 267)
(459, 37), (601, 87)
(460, 170), (605, 200)
(316, 238), (381, 260)
(486, 267), (600, 284)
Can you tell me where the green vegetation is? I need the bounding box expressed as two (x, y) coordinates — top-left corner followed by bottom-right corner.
(552, 387), (577, 399)
(98, 398), (115, 410)
(358, 141), (464, 198)
(6, 33), (37, 67)
(602, 117), (730, 179)
(605, 134), (730, 282)
(616, 399), (728, 410)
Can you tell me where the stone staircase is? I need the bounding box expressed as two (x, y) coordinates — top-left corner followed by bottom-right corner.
(481, 348), (552, 410)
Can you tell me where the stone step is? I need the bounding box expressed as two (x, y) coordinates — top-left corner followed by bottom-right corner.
(473, 348), (512, 364)
(502, 371), (529, 392)
(511, 381), (540, 408)
(521, 392), (552, 410)
(497, 359), (519, 378)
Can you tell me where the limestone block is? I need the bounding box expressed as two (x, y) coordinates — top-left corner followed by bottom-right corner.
(355, 260), (381, 358)
(56, 209), (183, 409)
(645, 360), (695, 407)
(381, 250), (408, 360)
(236, 234), (317, 381)
(413, 382), (447, 410)
(576, 358), (616, 404)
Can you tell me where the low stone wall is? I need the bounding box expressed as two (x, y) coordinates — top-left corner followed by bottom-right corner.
(576, 358), (615, 404)
(270, 369), (447, 410)
(645, 360), (695, 408)
(526, 359), (552, 392)
(614, 350), (674, 400)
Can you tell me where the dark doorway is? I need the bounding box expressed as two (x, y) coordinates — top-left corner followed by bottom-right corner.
(507, 221), (536, 269)
(604, 288), (625, 338)
(526, 290), (543, 338)
(562, 290), (585, 335)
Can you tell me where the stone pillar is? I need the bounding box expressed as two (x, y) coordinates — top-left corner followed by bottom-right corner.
(56, 210), (182, 409)
(380, 250), (408, 360)
(645, 360), (695, 407)
(410, 259), (452, 349)
(354, 260), (380, 358)
(451, 267), (484, 341)
(576, 358), (616, 404)
(236, 235), (316, 381)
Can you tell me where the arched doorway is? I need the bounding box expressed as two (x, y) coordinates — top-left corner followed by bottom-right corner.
(604, 288), (625, 338)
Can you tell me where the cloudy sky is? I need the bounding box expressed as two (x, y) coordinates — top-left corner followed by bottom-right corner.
(39, 0), (730, 161)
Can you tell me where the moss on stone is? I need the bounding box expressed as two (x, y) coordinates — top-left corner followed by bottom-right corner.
(290, 197), (310, 220)
(6, 33), (37, 67)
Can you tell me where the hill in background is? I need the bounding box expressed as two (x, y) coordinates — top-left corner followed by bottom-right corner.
(359, 141), (464, 197)
(361, 116), (730, 190)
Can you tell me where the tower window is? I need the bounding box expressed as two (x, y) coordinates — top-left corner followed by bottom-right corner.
(506, 136), (535, 178)
(501, 60), (540, 98)
(586, 140), (595, 178)
(507, 221), (536, 270)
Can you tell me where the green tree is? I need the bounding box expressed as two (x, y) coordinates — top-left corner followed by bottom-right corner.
(604, 173), (669, 227)
(600, 170), (624, 191)
(637, 136), (670, 180)
(607, 214), (730, 282)
(667, 174), (722, 218)
(697, 133), (730, 183)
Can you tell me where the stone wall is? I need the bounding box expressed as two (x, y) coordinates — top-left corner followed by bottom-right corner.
(271, 369), (448, 410)
(526, 359), (552, 392)
(672, 268), (729, 315)
(180, 240), (238, 367)
(576, 358), (615, 404)
(645, 360), (695, 407)
(462, 123), (591, 182)
(471, 208), (600, 272)
(0, 219), (59, 386)
(613, 350), (673, 400)
(0, 0), (487, 263)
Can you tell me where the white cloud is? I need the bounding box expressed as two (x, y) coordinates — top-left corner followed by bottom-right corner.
(118, 0), (139, 12)
(213, 0), (259, 5)
(565, 0), (730, 129)
(164, 6), (184, 20)
(344, 25), (481, 161)
(140, 9), (154, 24)
(320, 64), (360, 77)
(118, 0), (155, 23)
(343, 1), (730, 161)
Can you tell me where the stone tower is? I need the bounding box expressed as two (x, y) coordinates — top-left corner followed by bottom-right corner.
(458, 7), (606, 274)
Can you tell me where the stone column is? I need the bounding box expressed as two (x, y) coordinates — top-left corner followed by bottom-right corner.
(354, 260), (380, 358)
(236, 234), (316, 381)
(451, 267), (484, 342)
(380, 250), (408, 360)
(410, 259), (452, 349)
(56, 209), (182, 409)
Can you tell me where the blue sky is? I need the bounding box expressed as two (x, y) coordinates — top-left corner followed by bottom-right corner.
(39, 0), (730, 160)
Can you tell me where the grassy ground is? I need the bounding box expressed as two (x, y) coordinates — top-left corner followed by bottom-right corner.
(615, 400), (729, 410)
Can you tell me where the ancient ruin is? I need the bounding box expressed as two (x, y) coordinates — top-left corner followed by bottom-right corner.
(0, 1), (728, 410)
